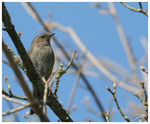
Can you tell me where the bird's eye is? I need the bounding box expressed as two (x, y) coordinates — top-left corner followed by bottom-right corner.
(40, 35), (45, 38)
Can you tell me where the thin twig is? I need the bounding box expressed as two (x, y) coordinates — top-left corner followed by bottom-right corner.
(4, 77), (13, 95)
(43, 70), (56, 114)
(67, 69), (81, 112)
(139, 2), (143, 10)
(51, 22), (139, 94)
(2, 88), (27, 100)
(140, 66), (148, 74)
(2, 94), (27, 105)
(134, 94), (144, 104)
(2, 96), (30, 117)
(136, 54), (148, 66)
(2, 104), (31, 116)
(133, 81), (148, 122)
(104, 112), (110, 122)
(140, 82), (148, 121)
(140, 82), (147, 103)
(120, 2), (148, 17)
(54, 50), (77, 96)
(2, 40), (26, 73)
(49, 81), (54, 88)
(64, 50), (77, 72)
(2, 59), (9, 65)
(98, 56), (135, 84)
(108, 3), (140, 84)
(140, 37), (148, 53)
(106, 83), (130, 122)
(67, 55), (85, 112)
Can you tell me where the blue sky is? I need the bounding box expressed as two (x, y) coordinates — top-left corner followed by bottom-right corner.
(2, 2), (148, 122)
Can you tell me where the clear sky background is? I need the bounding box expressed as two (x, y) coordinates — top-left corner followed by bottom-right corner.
(2, 2), (148, 122)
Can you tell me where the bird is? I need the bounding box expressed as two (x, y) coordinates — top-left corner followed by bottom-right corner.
(28, 32), (55, 114)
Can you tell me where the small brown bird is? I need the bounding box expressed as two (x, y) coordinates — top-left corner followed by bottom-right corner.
(28, 32), (55, 114)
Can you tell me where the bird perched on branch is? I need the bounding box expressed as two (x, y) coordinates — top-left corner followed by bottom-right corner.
(28, 32), (55, 114)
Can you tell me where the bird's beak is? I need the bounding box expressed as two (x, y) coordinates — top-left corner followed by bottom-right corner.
(50, 33), (55, 37)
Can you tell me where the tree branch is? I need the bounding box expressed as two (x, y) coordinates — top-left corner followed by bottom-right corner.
(106, 83), (130, 122)
(2, 40), (50, 122)
(21, 2), (107, 122)
(50, 21), (139, 94)
(2, 88), (27, 100)
(120, 2), (148, 17)
(108, 3), (140, 84)
(2, 3), (73, 122)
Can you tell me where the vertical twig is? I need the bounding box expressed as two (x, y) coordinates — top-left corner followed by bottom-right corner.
(43, 71), (56, 114)
(108, 3), (140, 84)
(67, 69), (81, 111)
(54, 50), (77, 96)
(106, 83), (130, 122)
(139, 2), (143, 10)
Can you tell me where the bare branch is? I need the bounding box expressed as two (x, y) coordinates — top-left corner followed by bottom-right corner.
(2, 3), (73, 122)
(106, 83), (130, 122)
(120, 2), (148, 17)
(21, 2), (108, 121)
(50, 21), (139, 94)
(2, 40), (26, 73)
(140, 37), (148, 53)
(134, 82), (148, 122)
(2, 94), (27, 105)
(2, 88), (27, 100)
(2, 104), (31, 116)
(4, 77), (13, 95)
(140, 82), (147, 103)
(139, 2), (143, 10)
(42, 70), (56, 114)
(67, 69), (81, 112)
(134, 94), (144, 104)
(108, 3), (140, 83)
(2, 40), (49, 121)
(54, 50), (77, 96)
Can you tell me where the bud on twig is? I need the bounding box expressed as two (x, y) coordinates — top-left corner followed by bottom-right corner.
(113, 83), (117, 89)
(140, 81), (144, 86)
(106, 86), (110, 91)
(140, 66), (148, 74)
(106, 86), (113, 94)
(4, 77), (8, 80)
(140, 66), (145, 71)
